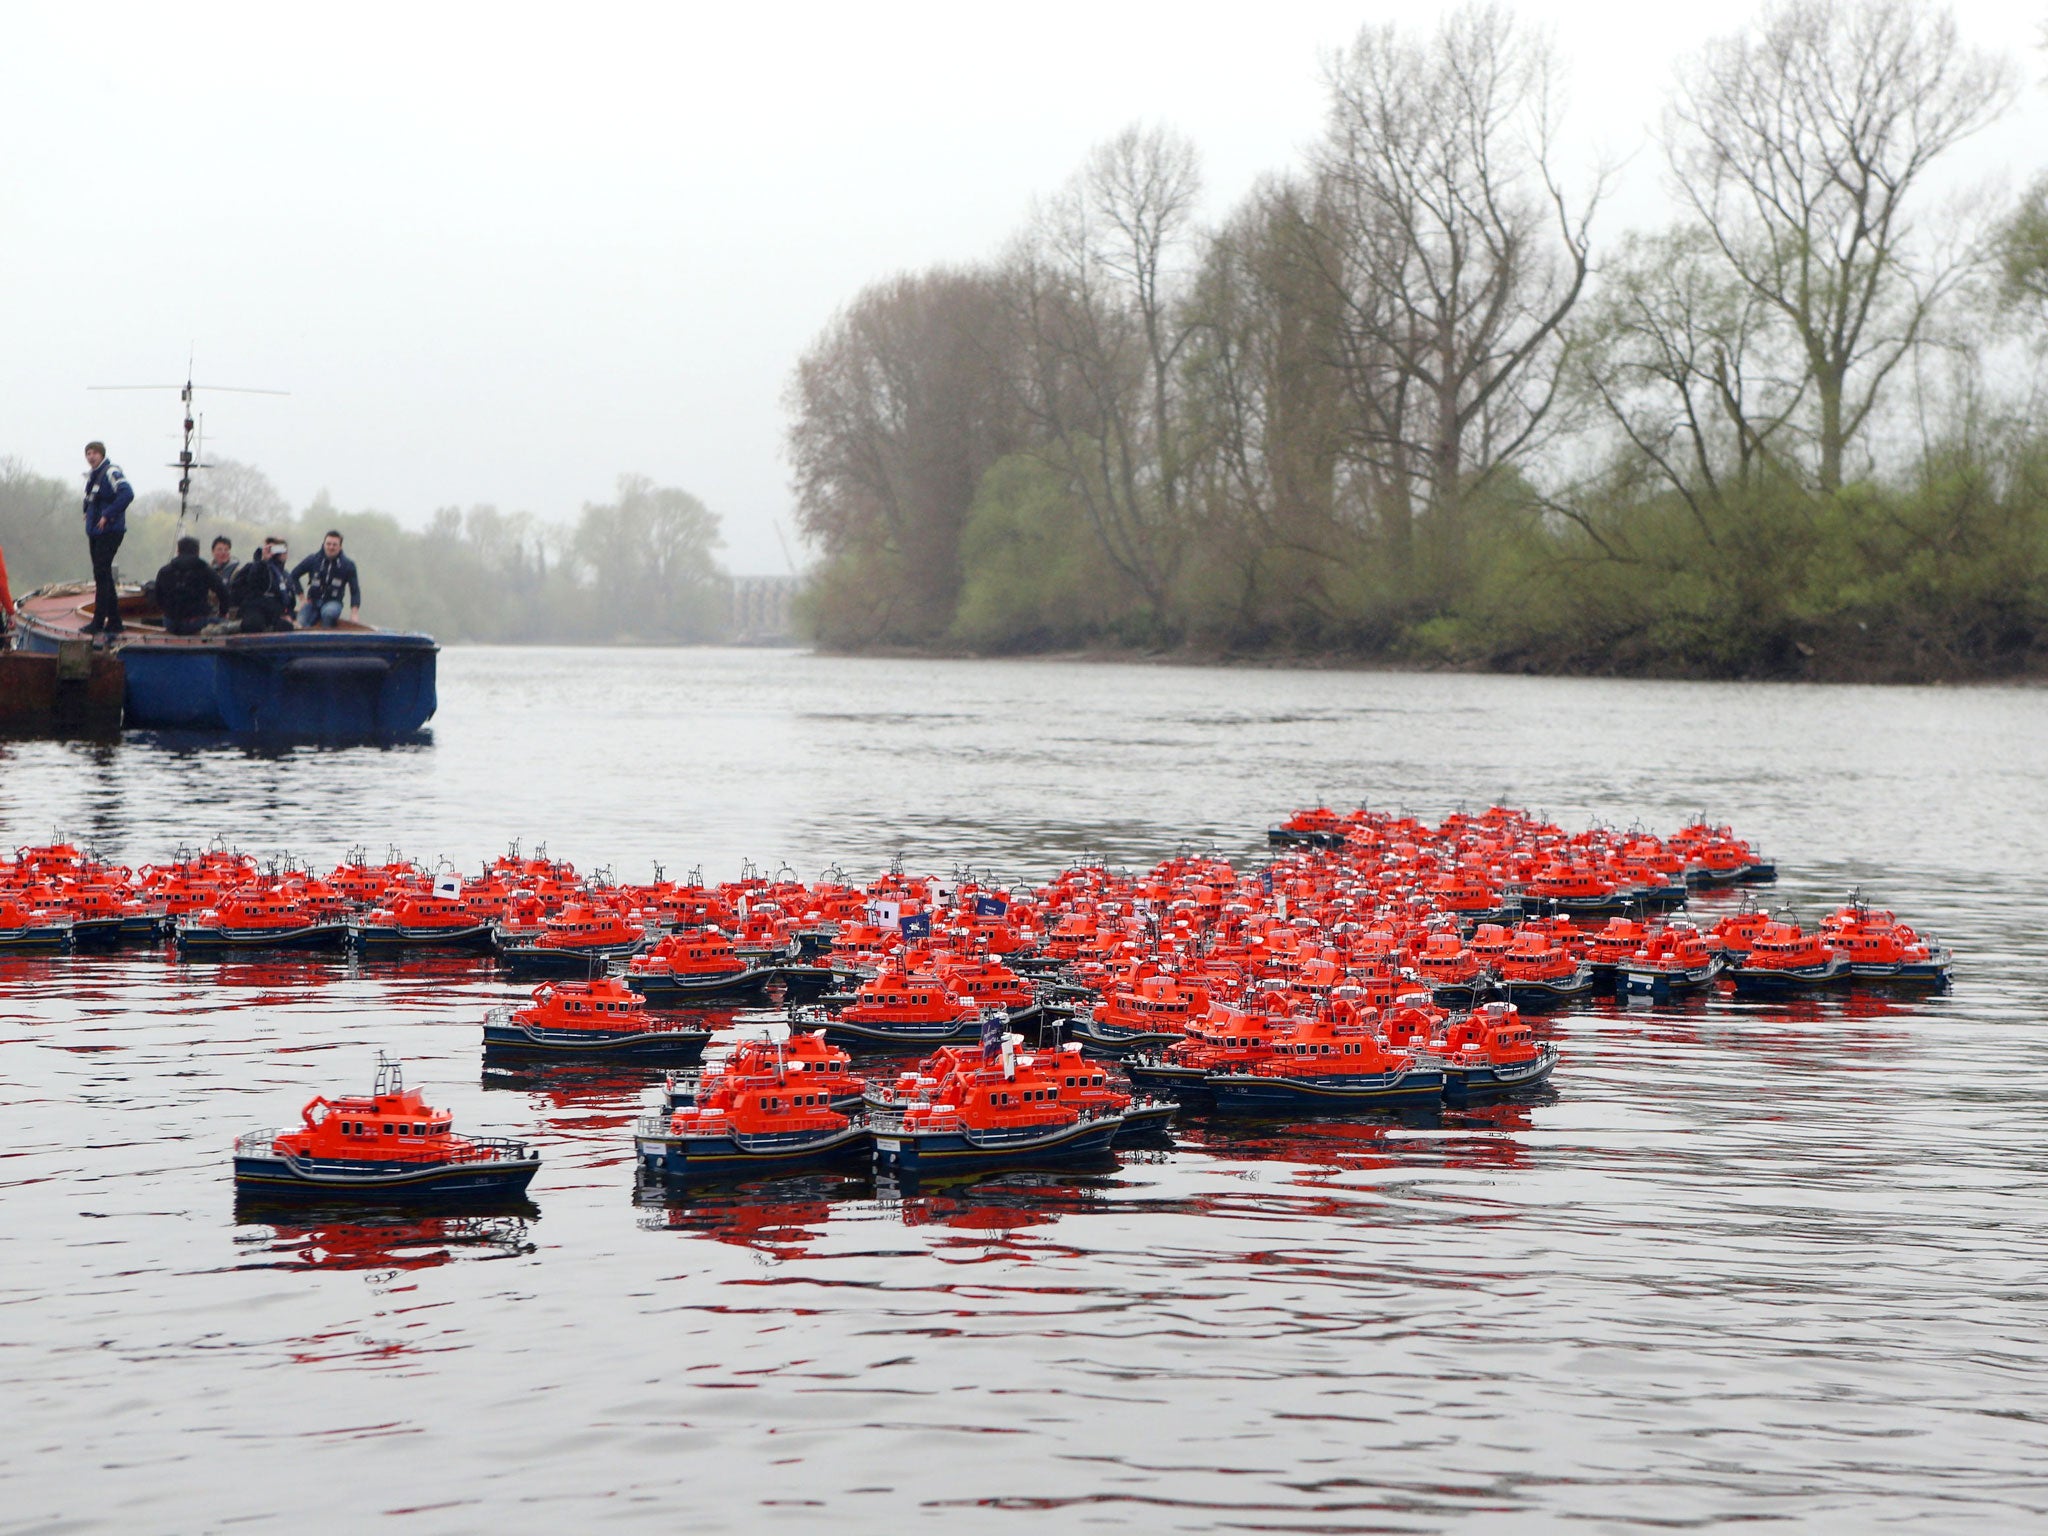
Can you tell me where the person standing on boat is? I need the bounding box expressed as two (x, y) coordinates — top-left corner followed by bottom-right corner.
(153, 535), (231, 635)
(289, 530), (360, 628)
(81, 441), (134, 639)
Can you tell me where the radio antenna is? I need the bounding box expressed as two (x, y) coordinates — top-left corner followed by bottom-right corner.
(89, 350), (288, 526)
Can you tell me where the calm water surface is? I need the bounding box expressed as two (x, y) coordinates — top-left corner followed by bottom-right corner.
(1, 649), (2043, 1532)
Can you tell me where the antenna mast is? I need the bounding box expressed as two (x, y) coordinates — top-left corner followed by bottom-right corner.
(88, 354), (288, 528)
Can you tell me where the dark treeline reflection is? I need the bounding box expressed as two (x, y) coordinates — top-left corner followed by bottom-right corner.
(788, 0), (2048, 682)
(0, 465), (728, 644)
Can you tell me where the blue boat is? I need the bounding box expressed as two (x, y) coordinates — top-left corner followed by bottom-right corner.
(13, 583), (436, 739)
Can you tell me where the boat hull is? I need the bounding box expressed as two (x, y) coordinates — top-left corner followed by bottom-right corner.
(871, 1114), (1122, 1175)
(232, 1151), (538, 1199)
(634, 1118), (872, 1177)
(814, 1014), (982, 1048)
(176, 922), (349, 952)
(624, 964), (783, 1004)
(1440, 1046), (1558, 1103)
(1619, 956), (1727, 997)
(495, 940), (643, 974)
(1207, 1067), (1445, 1113)
(482, 1021), (711, 1063)
(1728, 957), (1852, 994)
(0, 922), (76, 951)
(12, 600), (437, 738)
(350, 922), (497, 952)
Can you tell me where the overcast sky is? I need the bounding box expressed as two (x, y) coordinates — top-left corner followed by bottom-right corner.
(4, 1), (2041, 573)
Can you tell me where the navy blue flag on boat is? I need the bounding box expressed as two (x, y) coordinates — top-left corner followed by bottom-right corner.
(974, 894), (1008, 918)
(1260, 868), (1274, 894)
(981, 1006), (1004, 1060)
(899, 912), (932, 940)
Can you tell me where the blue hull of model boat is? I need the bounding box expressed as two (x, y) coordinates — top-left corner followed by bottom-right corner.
(14, 623), (437, 737)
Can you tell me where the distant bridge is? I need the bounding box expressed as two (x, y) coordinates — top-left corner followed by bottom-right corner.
(729, 574), (800, 644)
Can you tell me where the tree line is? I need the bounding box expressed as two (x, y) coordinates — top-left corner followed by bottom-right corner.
(788, 0), (2048, 680)
(0, 460), (730, 643)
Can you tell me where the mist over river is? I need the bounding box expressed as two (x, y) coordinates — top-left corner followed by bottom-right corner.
(1, 648), (2043, 1531)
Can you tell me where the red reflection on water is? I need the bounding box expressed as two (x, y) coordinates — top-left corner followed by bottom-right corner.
(237, 1208), (537, 1271)
(639, 1174), (860, 1258)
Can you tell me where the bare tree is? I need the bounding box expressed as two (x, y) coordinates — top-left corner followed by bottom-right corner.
(1579, 227), (1809, 533)
(1302, 3), (1596, 587)
(1009, 124), (1203, 616)
(1668, 0), (2015, 492)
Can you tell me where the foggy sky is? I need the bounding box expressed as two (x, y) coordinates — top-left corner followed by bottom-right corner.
(4, 1), (2041, 575)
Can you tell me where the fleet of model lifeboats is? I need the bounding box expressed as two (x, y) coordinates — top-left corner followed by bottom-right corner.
(0, 806), (1953, 1201)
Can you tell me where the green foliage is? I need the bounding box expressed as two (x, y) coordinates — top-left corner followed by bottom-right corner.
(949, 457), (1128, 651)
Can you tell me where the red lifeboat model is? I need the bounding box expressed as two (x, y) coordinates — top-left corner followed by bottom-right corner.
(175, 887), (348, 952)
(483, 976), (712, 1063)
(494, 901), (647, 973)
(626, 927), (787, 1003)
(234, 1055), (539, 1199)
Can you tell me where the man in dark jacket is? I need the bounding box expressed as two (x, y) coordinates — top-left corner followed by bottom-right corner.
(229, 536), (297, 632)
(153, 535), (230, 635)
(81, 441), (134, 639)
(289, 530), (362, 627)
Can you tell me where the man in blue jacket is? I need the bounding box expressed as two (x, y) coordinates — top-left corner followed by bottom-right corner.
(290, 529), (362, 627)
(81, 441), (134, 639)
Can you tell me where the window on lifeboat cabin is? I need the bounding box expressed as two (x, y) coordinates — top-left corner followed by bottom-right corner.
(383, 1123), (395, 1135)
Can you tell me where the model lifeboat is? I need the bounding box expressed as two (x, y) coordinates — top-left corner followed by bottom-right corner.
(175, 888), (348, 952)
(482, 977), (712, 1062)
(0, 897), (76, 951)
(1726, 920), (1852, 994)
(1126, 997), (1289, 1100)
(868, 1033), (1123, 1175)
(665, 1030), (866, 1113)
(1617, 923), (1726, 997)
(635, 1057), (871, 1178)
(1820, 899), (1953, 988)
(1413, 929), (1487, 1006)
(348, 891), (496, 951)
(1431, 1003), (1557, 1102)
(931, 953), (1038, 1012)
(1491, 928), (1596, 1006)
(1583, 916), (1657, 987)
(233, 1056), (539, 1199)
(625, 927), (788, 1003)
(871, 1039), (1175, 1144)
(1071, 968), (1211, 1052)
(1206, 1005), (1445, 1112)
(494, 902), (647, 973)
(1522, 861), (1628, 917)
(797, 963), (981, 1047)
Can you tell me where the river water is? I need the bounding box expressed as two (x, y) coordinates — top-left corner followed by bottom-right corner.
(0, 649), (2042, 1532)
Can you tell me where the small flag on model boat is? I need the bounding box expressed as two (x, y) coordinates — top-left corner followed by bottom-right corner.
(899, 911), (931, 940)
(433, 874), (461, 900)
(981, 1007), (1004, 1060)
(974, 894), (1008, 918)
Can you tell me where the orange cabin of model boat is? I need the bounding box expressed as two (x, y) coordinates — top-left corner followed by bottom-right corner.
(891, 1051), (1083, 1134)
(841, 965), (977, 1024)
(631, 929), (750, 978)
(516, 977), (661, 1033)
(273, 1078), (483, 1165)
(1741, 921), (1837, 970)
(1250, 1012), (1417, 1079)
(671, 1070), (850, 1138)
(533, 903), (643, 950)
(1415, 931), (1482, 984)
(1440, 1003), (1541, 1067)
